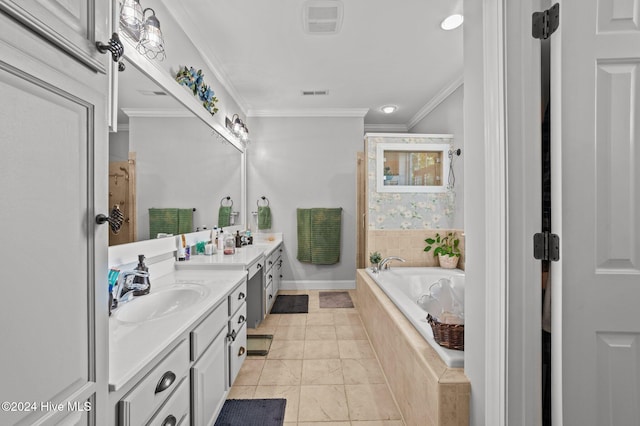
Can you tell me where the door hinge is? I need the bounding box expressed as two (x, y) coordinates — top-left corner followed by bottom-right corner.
(532, 3), (559, 40)
(534, 232), (560, 262)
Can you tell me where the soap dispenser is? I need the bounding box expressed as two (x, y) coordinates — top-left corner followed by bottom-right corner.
(131, 254), (151, 296)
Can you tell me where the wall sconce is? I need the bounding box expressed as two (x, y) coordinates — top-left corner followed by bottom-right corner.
(119, 0), (166, 61)
(119, 0), (143, 40)
(137, 8), (166, 61)
(226, 114), (250, 144)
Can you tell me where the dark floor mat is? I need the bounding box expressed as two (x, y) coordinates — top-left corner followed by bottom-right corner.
(214, 398), (286, 426)
(247, 334), (273, 356)
(319, 291), (354, 308)
(269, 294), (309, 314)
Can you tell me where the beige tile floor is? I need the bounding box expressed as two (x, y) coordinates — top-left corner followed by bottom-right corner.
(229, 290), (406, 426)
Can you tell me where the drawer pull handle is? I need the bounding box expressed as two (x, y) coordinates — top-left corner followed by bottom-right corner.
(238, 315), (246, 324)
(155, 371), (176, 394)
(238, 346), (246, 356)
(238, 292), (245, 300)
(162, 415), (177, 426)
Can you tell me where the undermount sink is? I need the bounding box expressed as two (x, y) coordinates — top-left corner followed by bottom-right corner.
(113, 283), (210, 323)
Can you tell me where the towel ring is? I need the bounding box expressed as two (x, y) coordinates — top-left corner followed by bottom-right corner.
(220, 196), (233, 208)
(257, 196), (269, 207)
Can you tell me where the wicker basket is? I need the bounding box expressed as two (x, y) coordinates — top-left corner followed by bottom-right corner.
(427, 314), (464, 351)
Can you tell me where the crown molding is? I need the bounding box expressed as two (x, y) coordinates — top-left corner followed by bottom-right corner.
(121, 108), (195, 118)
(363, 123), (409, 132)
(247, 108), (369, 118)
(407, 74), (464, 130)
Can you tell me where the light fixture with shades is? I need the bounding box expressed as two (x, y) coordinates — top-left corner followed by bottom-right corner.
(119, 1), (166, 61)
(137, 8), (166, 60)
(119, 0), (143, 40)
(226, 114), (250, 144)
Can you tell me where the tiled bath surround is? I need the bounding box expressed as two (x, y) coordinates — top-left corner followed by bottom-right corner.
(367, 229), (465, 270)
(356, 271), (470, 426)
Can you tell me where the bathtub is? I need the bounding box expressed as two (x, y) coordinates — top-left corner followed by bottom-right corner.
(365, 267), (465, 368)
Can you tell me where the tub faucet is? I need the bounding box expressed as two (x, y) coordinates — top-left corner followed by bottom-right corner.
(378, 256), (406, 271)
(112, 270), (150, 309)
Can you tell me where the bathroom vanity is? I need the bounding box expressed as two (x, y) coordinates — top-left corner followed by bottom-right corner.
(108, 268), (247, 425)
(175, 236), (284, 328)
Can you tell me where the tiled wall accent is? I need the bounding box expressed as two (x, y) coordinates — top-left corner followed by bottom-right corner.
(366, 134), (457, 230)
(356, 270), (470, 426)
(367, 229), (465, 270)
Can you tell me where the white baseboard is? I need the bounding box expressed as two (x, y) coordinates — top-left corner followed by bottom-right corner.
(280, 280), (355, 290)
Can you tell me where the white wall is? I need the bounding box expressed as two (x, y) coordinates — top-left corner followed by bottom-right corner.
(410, 86), (465, 229)
(130, 116), (243, 240)
(247, 116), (364, 288)
(109, 130), (129, 162)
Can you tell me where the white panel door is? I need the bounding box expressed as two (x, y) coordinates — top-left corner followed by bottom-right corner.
(0, 4), (109, 426)
(555, 0), (640, 424)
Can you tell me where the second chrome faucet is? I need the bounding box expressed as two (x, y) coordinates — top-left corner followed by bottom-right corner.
(377, 256), (406, 271)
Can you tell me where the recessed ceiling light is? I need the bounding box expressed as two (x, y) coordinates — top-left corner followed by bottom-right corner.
(441, 14), (464, 30)
(381, 105), (397, 114)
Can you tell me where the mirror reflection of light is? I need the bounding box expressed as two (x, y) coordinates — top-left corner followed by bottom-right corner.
(441, 14), (464, 31)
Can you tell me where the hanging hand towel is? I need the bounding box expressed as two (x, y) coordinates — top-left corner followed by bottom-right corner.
(149, 208), (178, 239)
(258, 206), (272, 230)
(297, 207), (342, 265)
(218, 206), (231, 227)
(177, 208), (193, 234)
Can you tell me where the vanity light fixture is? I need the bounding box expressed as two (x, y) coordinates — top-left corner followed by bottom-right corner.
(441, 14), (464, 30)
(380, 105), (398, 114)
(136, 8), (166, 60)
(119, 0), (144, 40)
(226, 114), (250, 144)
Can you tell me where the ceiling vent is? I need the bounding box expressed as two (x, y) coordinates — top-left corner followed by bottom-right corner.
(301, 90), (329, 96)
(303, 0), (343, 34)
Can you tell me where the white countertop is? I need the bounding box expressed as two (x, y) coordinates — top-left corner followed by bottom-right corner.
(176, 236), (283, 269)
(108, 269), (246, 391)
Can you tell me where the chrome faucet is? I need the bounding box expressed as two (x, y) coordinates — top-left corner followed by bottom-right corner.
(378, 256), (406, 271)
(112, 270), (150, 309)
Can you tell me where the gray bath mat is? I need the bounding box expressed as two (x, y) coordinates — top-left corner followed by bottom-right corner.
(270, 295), (309, 314)
(214, 398), (286, 426)
(319, 291), (354, 308)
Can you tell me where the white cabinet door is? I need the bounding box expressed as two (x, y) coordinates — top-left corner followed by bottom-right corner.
(191, 330), (227, 426)
(0, 5), (109, 426)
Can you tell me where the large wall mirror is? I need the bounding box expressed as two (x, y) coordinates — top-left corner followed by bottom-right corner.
(108, 59), (243, 245)
(376, 142), (451, 193)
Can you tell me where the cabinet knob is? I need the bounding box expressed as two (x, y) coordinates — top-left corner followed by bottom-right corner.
(238, 315), (246, 324)
(155, 371), (176, 394)
(269, 294), (273, 299)
(161, 415), (177, 426)
(228, 329), (237, 341)
(257, 263), (262, 269)
(96, 32), (124, 63)
(268, 274), (273, 279)
(238, 292), (245, 300)
(238, 346), (246, 356)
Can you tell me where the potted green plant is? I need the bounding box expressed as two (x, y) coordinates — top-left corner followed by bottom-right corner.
(424, 232), (460, 269)
(369, 251), (382, 272)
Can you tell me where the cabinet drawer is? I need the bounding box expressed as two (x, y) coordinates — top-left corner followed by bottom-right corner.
(146, 376), (189, 426)
(247, 257), (264, 280)
(228, 279), (247, 316)
(265, 282), (274, 314)
(119, 339), (189, 426)
(228, 302), (247, 339)
(228, 324), (247, 387)
(191, 302), (227, 362)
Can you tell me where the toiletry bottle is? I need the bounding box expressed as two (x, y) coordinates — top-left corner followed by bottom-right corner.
(177, 235), (186, 261)
(217, 228), (225, 251)
(235, 230), (242, 248)
(224, 231), (236, 255)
